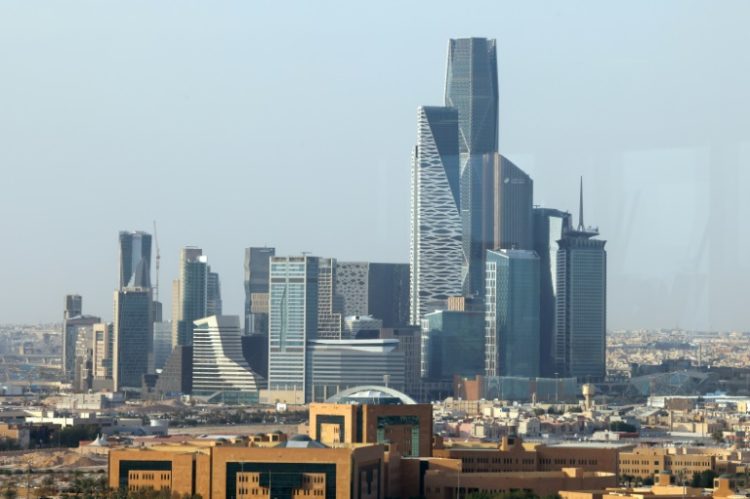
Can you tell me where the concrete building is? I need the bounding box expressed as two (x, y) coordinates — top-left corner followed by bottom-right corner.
(92, 322), (113, 386)
(317, 258), (344, 340)
(309, 386), (432, 457)
(62, 294), (100, 381)
(485, 249), (541, 378)
(108, 441), (385, 499)
(192, 315), (265, 403)
(618, 446), (737, 480)
(380, 327), (421, 399)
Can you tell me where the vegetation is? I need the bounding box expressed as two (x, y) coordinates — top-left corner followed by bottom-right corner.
(690, 470), (718, 488)
(609, 421), (637, 433)
(58, 424), (102, 448)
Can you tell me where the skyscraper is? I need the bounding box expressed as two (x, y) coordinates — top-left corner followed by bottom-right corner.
(316, 258), (343, 340)
(118, 231), (152, 289)
(172, 247), (208, 347)
(113, 288), (152, 391)
(336, 262), (410, 328)
(267, 256), (319, 396)
(554, 180), (607, 382)
(410, 106), (463, 325)
(485, 249), (540, 378)
(493, 154), (533, 250)
(62, 295), (100, 381)
(445, 37), (499, 296)
(243, 247), (275, 334)
(192, 315), (265, 403)
(207, 271), (222, 317)
(533, 207), (572, 377)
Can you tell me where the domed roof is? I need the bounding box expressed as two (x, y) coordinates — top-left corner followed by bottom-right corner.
(325, 385), (417, 405)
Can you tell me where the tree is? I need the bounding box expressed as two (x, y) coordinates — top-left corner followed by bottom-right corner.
(643, 477), (654, 486)
(711, 430), (724, 443)
(698, 470), (717, 488)
(609, 421), (637, 433)
(2, 485), (17, 499)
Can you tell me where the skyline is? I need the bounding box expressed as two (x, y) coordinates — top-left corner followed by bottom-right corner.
(2, 2), (750, 330)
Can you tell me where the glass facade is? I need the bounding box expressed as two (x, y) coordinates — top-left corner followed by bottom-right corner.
(118, 231), (152, 290)
(113, 288), (152, 391)
(422, 310), (484, 381)
(244, 247), (275, 334)
(485, 249), (540, 378)
(268, 256), (318, 395)
(176, 249), (208, 347)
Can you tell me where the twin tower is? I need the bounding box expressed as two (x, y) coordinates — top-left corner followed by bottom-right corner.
(410, 38), (607, 382)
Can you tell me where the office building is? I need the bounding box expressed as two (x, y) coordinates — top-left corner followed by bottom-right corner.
(485, 249), (540, 378)
(172, 247), (208, 347)
(310, 387), (432, 457)
(113, 288), (153, 391)
(152, 321), (172, 371)
(555, 181), (607, 382)
(153, 346), (192, 397)
(305, 339), (406, 402)
(267, 256), (319, 395)
(445, 37), (499, 296)
(108, 441), (385, 499)
(73, 326), (94, 391)
(62, 302), (100, 381)
(336, 262), (410, 328)
(533, 207), (572, 377)
(118, 231), (152, 289)
(206, 271), (222, 317)
(241, 334), (268, 380)
(344, 315), (382, 338)
(192, 316), (265, 403)
(316, 258), (343, 340)
(421, 309), (484, 381)
(91, 322), (112, 382)
(243, 247), (275, 334)
(493, 154), (534, 250)
(380, 327), (421, 399)
(410, 106), (463, 325)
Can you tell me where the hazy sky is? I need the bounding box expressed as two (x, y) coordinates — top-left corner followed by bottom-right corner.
(1, 1), (749, 330)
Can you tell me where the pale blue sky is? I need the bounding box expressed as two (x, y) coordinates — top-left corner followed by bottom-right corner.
(1, 1), (749, 330)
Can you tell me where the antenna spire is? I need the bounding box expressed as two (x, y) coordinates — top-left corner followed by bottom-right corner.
(578, 176), (584, 231)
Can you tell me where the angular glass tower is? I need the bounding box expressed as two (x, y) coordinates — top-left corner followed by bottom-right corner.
(118, 231), (152, 290)
(532, 207), (572, 377)
(485, 249), (540, 378)
(113, 288), (152, 391)
(173, 247), (208, 347)
(445, 38), (500, 296)
(243, 247), (275, 334)
(410, 106), (463, 325)
(554, 180), (607, 382)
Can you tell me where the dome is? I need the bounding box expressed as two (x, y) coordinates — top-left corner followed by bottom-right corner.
(325, 385), (417, 405)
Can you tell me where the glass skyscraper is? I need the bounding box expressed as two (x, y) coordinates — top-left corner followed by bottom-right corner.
(445, 38), (500, 297)
(113, 288), (152, 391)
(118, 231), (152, 290)
(485, 249), (540, 378)
(554, 184), (607, 381)
(410, 106), (463, 324)
(421, 309), (484, 381)
(267, 256), (319, 397)
(243, 246), (275, 334)
(173, 247), (208, 347)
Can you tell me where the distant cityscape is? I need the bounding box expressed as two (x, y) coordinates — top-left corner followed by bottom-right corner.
(1, 36), (749, 499)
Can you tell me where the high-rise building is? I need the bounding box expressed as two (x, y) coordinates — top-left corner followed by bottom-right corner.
(267, 256), (319, 395)
(113, 288), (152, 391)
(421, 309), (484, 381)
(485, 249), (540, 378)
(118, 231), (152, 289)
(152, 321), (172, 371)
(445, 37), (499, 296)
(493, 154), (534, 251)
(316, 258), (343, 340)
(533, 208), (572, 377)
(192, 315), (265, 402)
(92, 322), (112, 389)
(62, 295), (99, 380)
(336, 262), (410, 328)
(554, 181), (607, 382)
(172, 247), (208, 347)
(243, 247), (275, 334)
(206, 271), (222, 316)
(410, 106), (463, 325)
(380, 327), (422, 399)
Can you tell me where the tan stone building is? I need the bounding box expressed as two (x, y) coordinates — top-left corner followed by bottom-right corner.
(618, 446), (739, 479)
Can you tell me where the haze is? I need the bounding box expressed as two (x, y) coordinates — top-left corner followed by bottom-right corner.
(1, 1), (749, 331)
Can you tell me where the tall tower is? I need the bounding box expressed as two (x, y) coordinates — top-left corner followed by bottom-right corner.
(207, 271), (222, 316)
(118, 231), (152, 289)
(410, 106), (463, 325)
(113, 288), (152, 391)
(244, 247), (275, 334)
(532, 207), (572, 377)
(554, 179), (607, 381)
(493, 155), (533, 251)
(485, 249), (540, 378)
(267, 256), (319, 399)
(172, 247), (208, 347)
(62, 295), (100, 382)
(445, 37), (500, 296)
(316, 258), (343, 339)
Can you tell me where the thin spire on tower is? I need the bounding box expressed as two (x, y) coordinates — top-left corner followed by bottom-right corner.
(578, 176), (584, 231)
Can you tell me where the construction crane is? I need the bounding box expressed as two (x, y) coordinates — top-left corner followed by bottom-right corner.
(153, 220), (161, 302)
